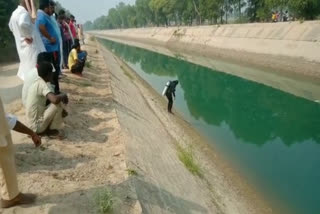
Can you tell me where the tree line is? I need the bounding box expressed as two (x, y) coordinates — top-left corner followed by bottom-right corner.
(84, 0), (320, 30)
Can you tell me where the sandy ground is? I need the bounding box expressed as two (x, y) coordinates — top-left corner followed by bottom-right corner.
(0, 35), (276, 214)
(0, 38), (141, 214)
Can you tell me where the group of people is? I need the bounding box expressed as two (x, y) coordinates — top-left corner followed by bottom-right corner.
(272, 11), (289, 22)
(0, 0), (88, 208)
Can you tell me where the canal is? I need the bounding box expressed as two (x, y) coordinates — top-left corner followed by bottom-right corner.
(98, 38), (320, 214)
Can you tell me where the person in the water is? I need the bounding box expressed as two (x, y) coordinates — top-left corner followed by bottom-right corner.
(162, 80), (179, 114)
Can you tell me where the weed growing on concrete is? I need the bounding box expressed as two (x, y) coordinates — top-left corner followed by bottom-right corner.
(95, 188), (113, 214)
(127, 169), (138, 176)
(174, 53), (185, 60)
(78, 81), (92, 87)
(85, 61), (92, 68)
(177, 145), (202, 178)
(120, 65), (134, 80)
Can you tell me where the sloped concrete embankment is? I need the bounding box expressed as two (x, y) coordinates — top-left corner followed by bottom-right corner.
(94, 21), (320, 78)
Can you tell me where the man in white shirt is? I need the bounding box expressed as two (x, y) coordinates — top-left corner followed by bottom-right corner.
(9, 0), (45, 81)
(25, 59), (68, 137)
(0, 96), (41, 208)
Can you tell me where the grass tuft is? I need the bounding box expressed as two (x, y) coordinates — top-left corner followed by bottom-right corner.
(120, 65), (134, 80)
(95, 188), (113, 214)
(177, 145), (202, 178)
(85, 61), (92, 68)
(126, 168), (138, 176)
(78, 81), (92, 87)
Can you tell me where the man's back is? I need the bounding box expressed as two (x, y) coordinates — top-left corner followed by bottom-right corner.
(68, 48), (78, 70)
(25, 77), (52, 132)
(22, 68), (38, 107)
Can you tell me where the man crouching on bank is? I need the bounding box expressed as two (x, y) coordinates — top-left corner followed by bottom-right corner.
(25, 56), (68, 139)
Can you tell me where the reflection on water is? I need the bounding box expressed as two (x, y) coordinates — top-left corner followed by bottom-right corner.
(99, 38), (320, 214)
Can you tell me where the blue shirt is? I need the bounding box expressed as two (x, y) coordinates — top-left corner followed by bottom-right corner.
(50, 16), (62, 45)
(36, 10), (59, 52)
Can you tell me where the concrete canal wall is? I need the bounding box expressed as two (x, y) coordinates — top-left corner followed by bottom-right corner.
(94, 21), (320, 63)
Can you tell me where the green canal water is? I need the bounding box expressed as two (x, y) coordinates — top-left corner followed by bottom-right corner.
(99, 38), (320, 214)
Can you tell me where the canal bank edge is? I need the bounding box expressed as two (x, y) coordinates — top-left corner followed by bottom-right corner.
(92, 21), (320, 79)
(96, 37), (280, 214)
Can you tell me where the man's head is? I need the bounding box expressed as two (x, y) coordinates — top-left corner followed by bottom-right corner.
(58, 10), (65, 23)
(37, 52), (53, 82)
(58, 9), (66, 16)
(70, 15), (76, 23)
(49, 1), (56, 16)
(39, 0), (50, 14)
(58, 14), (65, 23)
(73, 40), (81, 51)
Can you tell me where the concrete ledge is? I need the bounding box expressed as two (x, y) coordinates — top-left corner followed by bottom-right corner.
(93, 21), (320, 63)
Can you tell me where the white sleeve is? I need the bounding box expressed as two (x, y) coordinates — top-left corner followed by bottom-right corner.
(6, 114), (17, 130)
(18, 13), (32, 38)
(8, 19), (13, 32)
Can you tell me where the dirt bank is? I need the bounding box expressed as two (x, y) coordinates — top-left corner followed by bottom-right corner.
(1, 38), (141, 214)
(93, 22), (320, 79)
(97, 38), (276, 213)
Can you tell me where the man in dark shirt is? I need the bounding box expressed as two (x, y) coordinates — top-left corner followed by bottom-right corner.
(164, 80), (179, 114)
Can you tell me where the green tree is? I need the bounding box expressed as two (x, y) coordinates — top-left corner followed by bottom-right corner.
(136, 0), (154, 26)
(89, 0), (320, 29)
(289, 0), (320, 20)
(0, 0), (18, 47)
(83, 21), (94, 31)
(200, 0), (223, 24)
(108, 8), (122, 28)
(149, 0), (169, 25)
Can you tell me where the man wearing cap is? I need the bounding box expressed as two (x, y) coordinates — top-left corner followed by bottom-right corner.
(9, 0), (46, 81)
(36, 0), (61, 94)
(0, 96), (41, 208)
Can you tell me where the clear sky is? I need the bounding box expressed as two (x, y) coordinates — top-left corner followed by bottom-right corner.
(56, 0), (136, 24)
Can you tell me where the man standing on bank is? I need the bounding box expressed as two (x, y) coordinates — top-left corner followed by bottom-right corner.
(162, 80), (179, 114)
(9, 0), (46, 81)
(36, 0), (61, 94)
(0, 97), (41, 208)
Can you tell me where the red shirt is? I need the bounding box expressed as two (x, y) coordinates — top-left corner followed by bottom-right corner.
(69, 21), (77, 39)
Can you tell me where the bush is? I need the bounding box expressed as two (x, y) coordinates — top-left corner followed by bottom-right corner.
(95, 188), (113, 214)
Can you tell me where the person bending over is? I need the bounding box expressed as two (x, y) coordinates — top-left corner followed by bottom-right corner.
(162, 80), (179, 114)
